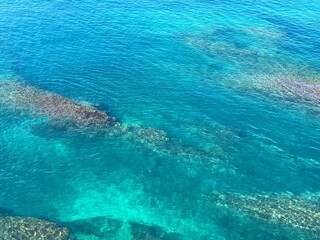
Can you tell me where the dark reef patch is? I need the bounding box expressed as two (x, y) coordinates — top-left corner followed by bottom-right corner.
(62, 216), (183, 239)
(206, 192), (320, 239)
(0, 216), (75, 240)
(0, 81), (116, 130)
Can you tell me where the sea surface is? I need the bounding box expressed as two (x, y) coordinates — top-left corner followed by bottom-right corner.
(0, 0), (320, 239)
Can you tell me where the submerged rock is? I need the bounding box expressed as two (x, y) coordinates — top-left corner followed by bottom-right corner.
(239, 26), (285, 40)
(0, 80), (228, 169)
(0, 207), (15, 216)
(62, 216), (122, 239)
(0, 81), (115, 130)
(130, 221), (183, 240)
(185, 37), (262, 58)
(62, 216), (182, 240)
(184, 25), (283, 59)
(0, 216), (75, 240)
(240, 73), (320, 106)
(207, 192), (320, 238)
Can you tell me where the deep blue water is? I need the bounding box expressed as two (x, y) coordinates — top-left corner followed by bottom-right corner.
(0, 0), (320, 239)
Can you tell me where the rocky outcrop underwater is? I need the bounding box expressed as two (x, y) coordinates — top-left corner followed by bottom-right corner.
(241, 73), (320, 105)
(62, 216), (183, 240)
(0, 215), (75, 240)
(0, 80), (174, 144)
(0, 80), (234, 169)
(185, 36), (263, 58)
(0, 212), (181, 239)
(184, 26), (320, 112)
(184, 25), (282, 60)
(0, 80), (116, 130)
(206, 192), (320, 239)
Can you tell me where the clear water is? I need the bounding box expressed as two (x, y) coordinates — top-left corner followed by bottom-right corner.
(0, 0), (319, 239)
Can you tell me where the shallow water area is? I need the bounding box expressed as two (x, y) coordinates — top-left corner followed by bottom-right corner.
(0, 0), (320, 239)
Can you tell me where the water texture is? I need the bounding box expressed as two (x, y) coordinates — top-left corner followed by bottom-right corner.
(0, 0), (319, 239)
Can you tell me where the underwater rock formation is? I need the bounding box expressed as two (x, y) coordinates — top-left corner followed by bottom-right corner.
(207, 192), (320, 238)
(0, 80), (230, 170)
(62, 216), (182, 239)
(0, 207), (15, 216)
(241, 73), (320, 105)
(239, 26), (285, 40)
(130, 221), (183, 240)
(185, 37), (262, 58)
(0, 81), (115, 129)
(0, 216), (75, 240)
(212, 25), (285, 40)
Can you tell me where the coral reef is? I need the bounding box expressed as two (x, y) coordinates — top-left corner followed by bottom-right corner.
(0, 81), (116, 130)
(184, 25), (283, 60)
(240, 73), (320, 106)
(0, 216), (75, 240)
(183, 26), (320, 109)
(0, 80), (228, 170)
(207, 192), (320, 238)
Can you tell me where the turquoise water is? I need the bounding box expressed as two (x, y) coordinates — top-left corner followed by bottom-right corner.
(0, 0), (320, 239)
